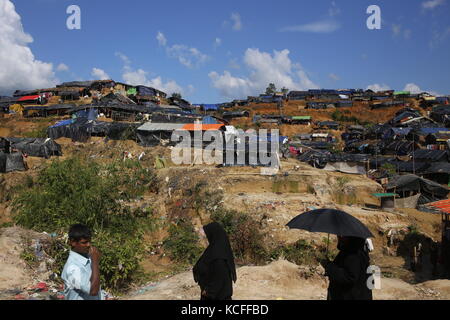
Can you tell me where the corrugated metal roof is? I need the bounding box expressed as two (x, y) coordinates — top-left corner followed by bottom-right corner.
(137, 122), (185, 132)
(292, 116), (311, 120)
(372, 193), (398, 197)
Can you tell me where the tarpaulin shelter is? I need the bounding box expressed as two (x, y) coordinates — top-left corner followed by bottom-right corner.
(287, 91), (308, 100)
(306, 102), (328, 109)
(382, 140), (418, 156)
(0, 152), (26, 173)
(336, 100), (353, 108)
(99, 93), (136, 106)
(48, 117), (138, 142)
(197, 104), (219, 112)
(317, 121), (339, 130)
(430, 105), (450, 125)
(1, 138), (62, 159)
(410, 149), (449, 162)
(151, 113), (202, 124)
(383, 127), (413, 141)
(57, 81), (96, 88)
(23, 104), (77, 117)
(136, 122), (185, 147)
(60, 91), (81, 101)
(385, 174), (449, 205)
(222, 111), (250, 119)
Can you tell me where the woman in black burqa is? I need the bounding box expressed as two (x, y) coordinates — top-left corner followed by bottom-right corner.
(324, 236), (373, 300)
(193, 222), (237, 300)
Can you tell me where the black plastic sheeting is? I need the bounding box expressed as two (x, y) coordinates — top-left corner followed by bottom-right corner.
(151, 113), (202, 124)
(385, 174), (449, 205)
(1, 138), (62, 159)
(47, 118), (139, 142)
(410, 149), (449, 162)
(0, 152), (26, 173)
(424, 162), (450, 174)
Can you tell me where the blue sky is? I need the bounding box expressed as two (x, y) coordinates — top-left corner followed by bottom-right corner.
(1, 0), (449, 103)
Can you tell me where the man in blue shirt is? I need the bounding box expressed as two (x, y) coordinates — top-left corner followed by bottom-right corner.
(61, 224), (103, 300)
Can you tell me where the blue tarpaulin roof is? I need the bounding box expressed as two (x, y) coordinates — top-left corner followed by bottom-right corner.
(195, 104), (219, 111)
(49, 119), (75, 128)
(391, 127), (413, 135)
(419, 127), (450, 135)
(202, 116), (221, 124)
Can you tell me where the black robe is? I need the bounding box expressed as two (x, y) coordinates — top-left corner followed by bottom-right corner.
(326, 237), (373, 300)
(193, 222), (237, 300)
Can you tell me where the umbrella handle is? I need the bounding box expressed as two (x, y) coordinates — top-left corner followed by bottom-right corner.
(326, 233), (330, 260)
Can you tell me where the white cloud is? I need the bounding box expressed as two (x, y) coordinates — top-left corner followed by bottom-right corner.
(328, 1), (341, 17)
(392, 24), (412, 39)
(209, 48), (319, 100)
(404, 83), (422, 94)
(91, 68), (110, 80)
(430, 26), (450, 49)
(213, 38), (222, 49)
(392, 24), (401, 37)
(156, 31), (167, 46)
(366, 84), (391, 92)
(231, 13), (242, 31)
(57, 63), (69, 72)
(280, 19), (340, 33)
(0, 0), (58, 95)
(422, 0), (445, 9)
(329, 73), (340, 81)
(404, 83), (442, 96)
(166, 45), (209, 68)
(115, 52), (131, 66)
(223, 13), (243, 31)
(228, 58), (240, 69)
(117, 53), (184, 96)
(156, 32), (209, 68)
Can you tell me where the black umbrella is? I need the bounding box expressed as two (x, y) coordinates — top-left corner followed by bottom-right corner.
(286, 208), (374, 238)
(286, 208), (374, 257)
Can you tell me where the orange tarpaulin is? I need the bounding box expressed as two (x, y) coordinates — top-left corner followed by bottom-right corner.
(181, 124), (224, 131)
(428, 199), (450, 214)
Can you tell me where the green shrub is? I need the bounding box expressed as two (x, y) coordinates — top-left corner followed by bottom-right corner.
(269, 238), (336, 266)
(11, 157), (158, 293)
(381, 163), (396, 176)
(163, 219), (203, 265)
(269, 240), (316, 265)
(22, 127), (48, 138)
(211, 208), (268, 264)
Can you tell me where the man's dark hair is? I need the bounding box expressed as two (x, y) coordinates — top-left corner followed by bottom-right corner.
(68, 224), (92, 242)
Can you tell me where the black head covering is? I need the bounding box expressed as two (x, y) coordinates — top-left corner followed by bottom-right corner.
(337, 236), (366, 253)
(337, 236), (370, 266)
(193, 222), (237, 284)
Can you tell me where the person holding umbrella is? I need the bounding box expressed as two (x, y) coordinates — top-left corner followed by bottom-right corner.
(322, 236), (373, 300)
(287, 208), (374, 300)
(193, 222), (237, 300)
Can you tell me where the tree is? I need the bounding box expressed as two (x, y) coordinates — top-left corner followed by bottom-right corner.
(265, 83), (277, 95)
(171, 92), (182, 99)
(281, 87), (289, 95)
